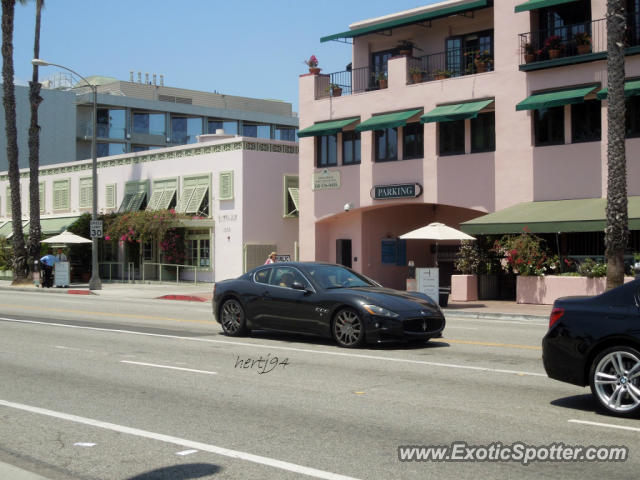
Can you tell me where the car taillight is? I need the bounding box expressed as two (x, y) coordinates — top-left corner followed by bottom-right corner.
(549, 307), (564, 329)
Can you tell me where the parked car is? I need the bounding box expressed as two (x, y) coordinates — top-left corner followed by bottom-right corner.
(542, 278), (640, 416)
(212, 262), (445, 348)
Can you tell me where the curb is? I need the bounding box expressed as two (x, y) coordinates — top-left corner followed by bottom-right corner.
(156, 294), (210, 302)
(442, 309), (548, 321)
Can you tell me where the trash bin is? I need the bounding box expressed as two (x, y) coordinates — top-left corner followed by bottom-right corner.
(439, 287), (451, 308)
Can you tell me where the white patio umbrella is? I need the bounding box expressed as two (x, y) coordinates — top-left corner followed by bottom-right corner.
(400, 222), (475, 266)
(41, 230), (92, 245)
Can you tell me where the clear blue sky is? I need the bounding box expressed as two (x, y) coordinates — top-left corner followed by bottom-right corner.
(12, 0), (439, 114)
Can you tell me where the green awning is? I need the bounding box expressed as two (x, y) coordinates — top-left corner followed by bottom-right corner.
(40, 216), (80, 235)
(297, 117), (359, 138)
(421, 99), (493, 123)
(460, 197), (640, 235)
(596, 79), (640, 99)
(355, 109), (423, 132)
(515, 84), (599, 111)
(321, 0), (488, 43)
(515, 0), (578, 13)
(0, 220), (29, 238)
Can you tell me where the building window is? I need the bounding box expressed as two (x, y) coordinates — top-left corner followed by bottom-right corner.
(242, 123), (271, 139)
(97, 142), (126, 158)
(626, 96), (640, 137)
(147, 178), (177, 211)
(142, 240), (154, 261)
(342, 131), (361, 165)
(39, 182), (44, 213)
(471, 112), (496, 153)
(381, 239), (407, 266)
(439, 120), (465, 156)
(534, 107), (564, 146)
(105, 184), (117, 209)
(446, 30), (493, 76)
(186, 230), (211, 268)
(275, 127), (297, 141)
(371, 49), (393, 89)
(53, 179), (70, 211)
(132, 145), (161, 152)
(176, 175), (209, 215)
(96, 108), (125, 139)
(133, 112), (165, 136)
(403, 123), (423, 160)
(219, 171), (234, 200)
(283, 175), (299, 218)
(316, 134), (337, 167)
(375, 128), (398, 162)
(571, 100), (601, 143)
(119, 181), (148, 213)
(79, 177), (92, 209)
(171, 116), (202, 144)
(208, 120), (238, 135)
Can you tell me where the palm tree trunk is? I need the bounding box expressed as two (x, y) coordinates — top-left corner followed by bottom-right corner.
(1, 0), (27, 282)
(26, 0), (43, 276)
(605, 0), (629, 290)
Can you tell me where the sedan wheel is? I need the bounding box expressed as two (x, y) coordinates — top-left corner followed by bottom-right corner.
(220, 299), (248, 337)
(589, 346), (640, 416)
(332, 308), (365, 348)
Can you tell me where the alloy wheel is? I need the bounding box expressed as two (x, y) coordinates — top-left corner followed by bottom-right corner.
(591, 347), (640, 415)
(333, 309), (364, 348)
(220, 299), (246, 336)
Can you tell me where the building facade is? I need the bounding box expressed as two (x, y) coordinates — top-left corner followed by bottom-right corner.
(0, 134), (299, 282)
(298, 0), (640, 291)
(1, 75), (298, 171)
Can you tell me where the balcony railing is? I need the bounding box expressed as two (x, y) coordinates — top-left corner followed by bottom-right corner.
(315, 65), (387, 99)
(518, 18), (614, 65)
(407, 47), (494, 85)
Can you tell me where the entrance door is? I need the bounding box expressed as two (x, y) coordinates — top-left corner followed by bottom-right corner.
(336, 239), (352, 268)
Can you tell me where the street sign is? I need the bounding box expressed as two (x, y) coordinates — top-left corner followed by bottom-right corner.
(90, 220), (103, 238)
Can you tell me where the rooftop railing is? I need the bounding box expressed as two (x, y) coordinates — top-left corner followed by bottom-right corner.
(315, 65), (386, 99)
(406, 46), (494, 85)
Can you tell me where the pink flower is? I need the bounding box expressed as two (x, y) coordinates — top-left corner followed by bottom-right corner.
(104, 235), (111, 241)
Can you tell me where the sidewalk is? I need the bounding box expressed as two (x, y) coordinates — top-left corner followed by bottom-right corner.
(0, 280), (552, 320)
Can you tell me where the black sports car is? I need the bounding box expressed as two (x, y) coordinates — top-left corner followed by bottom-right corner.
(542, 278), (640, 416)
(212, 262), (445, 348)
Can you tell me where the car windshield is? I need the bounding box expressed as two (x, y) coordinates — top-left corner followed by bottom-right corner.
(306, 265), (375, 289)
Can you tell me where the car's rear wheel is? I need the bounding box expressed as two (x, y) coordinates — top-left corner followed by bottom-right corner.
(220, 298), (248, 337)
(589, 346), (640, 416)
(332, 308), (365, 348)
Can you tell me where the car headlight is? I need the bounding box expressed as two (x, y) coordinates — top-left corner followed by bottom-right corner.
(362, 304), (399, 318)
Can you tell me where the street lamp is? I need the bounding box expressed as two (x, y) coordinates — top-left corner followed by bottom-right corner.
(32, 58), (102, 290)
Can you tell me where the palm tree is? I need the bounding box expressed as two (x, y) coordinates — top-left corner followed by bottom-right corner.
(26, 0), (44, 275)
(1, 0), (28, 282)
(605, 0), (629, 290)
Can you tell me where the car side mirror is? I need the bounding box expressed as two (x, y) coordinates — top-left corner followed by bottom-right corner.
(291, 281), (310, 292)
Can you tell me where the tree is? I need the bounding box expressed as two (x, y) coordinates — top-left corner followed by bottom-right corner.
(605, 0), (629, 290)
(1, 0), (28, 282)
(26, 0), (44, 276)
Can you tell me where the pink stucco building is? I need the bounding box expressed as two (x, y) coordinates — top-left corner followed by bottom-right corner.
(298, 0), (640, 291)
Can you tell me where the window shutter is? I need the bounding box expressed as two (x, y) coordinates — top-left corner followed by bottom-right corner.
(157, 189), (176, 209)
(39, 183), (45, 213)
(79, 178), (92, 208)
(175, 186), (195, 213)
(381, 239), (397, 264)
(146, 189), (163, 211)
(283, 175), (299, 217)
(105, 184), (116, 209)
(219, 171), (234, 200)
(185, 185), (208, 213)
(53, 180), (69, 211)
(118, 193), (134, 213)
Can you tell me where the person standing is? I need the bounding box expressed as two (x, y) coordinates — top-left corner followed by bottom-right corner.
(56, 248), (67, 262)
(264, 252), (277, 264)
(39, 252), (57, 288)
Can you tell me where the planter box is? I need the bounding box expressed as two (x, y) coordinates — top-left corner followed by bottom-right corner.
(516, 276), (635, 305)
(451, 274), (478, 302)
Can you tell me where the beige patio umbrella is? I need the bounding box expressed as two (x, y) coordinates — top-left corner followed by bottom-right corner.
(41, 230), (92, 245)
(400, 222), (475, 267)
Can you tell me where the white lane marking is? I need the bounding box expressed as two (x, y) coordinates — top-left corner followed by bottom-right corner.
(0, 399), (360, 480)
(120, 360), (217, 376)
(55, 345), (94, 353)
(0, 317), (545, 378)
(176, 449), (199, 456)
(73, 442), (96, 447)
(568, 419), (640, 433)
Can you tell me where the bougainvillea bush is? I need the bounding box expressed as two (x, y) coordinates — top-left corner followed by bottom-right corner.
(493, 232), (559, 276)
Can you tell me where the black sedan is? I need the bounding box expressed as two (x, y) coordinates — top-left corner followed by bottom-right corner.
(542, 278), (640, 416)
(212, 262), (445, 348)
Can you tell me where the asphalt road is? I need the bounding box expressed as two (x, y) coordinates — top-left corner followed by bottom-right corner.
(0, 291), (638, 479)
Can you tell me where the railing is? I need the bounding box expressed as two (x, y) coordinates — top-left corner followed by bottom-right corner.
(315, 65), (386, 99)
(518, 18), (611, 65)
(406, 47), (494, 85)
(98, 261), (208, 284)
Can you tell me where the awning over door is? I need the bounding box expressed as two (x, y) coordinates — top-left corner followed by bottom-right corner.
(297, 118), (359, 138)
(516, 84), (599, 111)
(355, 109), (422, 132)
(514, 0), (578, 13)
(421, 99), (493, 123)
(40, 216), (80, 235)
(460, 197), (640, 235)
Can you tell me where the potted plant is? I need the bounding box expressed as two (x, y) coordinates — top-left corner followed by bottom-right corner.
(544, 35), (563, 59)
(304, 55), (320, 74)
(574, 32), (592, 55)
(377, 71), (388, 89)
(523, 42), (536, 63)
(408, 66), (424, 84)
(452, 240), (480, 301)
(473, 50), (492, 72)
(433, 69), (450, 80)
(396, 39), (422, 56)
(327, 83), (342, 97)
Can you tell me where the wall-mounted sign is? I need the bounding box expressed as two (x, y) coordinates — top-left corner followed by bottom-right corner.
(371, 183), (422, 200)
(313, 169), (341, 190)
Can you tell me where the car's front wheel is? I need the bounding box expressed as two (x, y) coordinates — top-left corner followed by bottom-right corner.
(219, 298), (248, 337)
(332, 308), (365, 348)
(589, 346), (640, 417)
